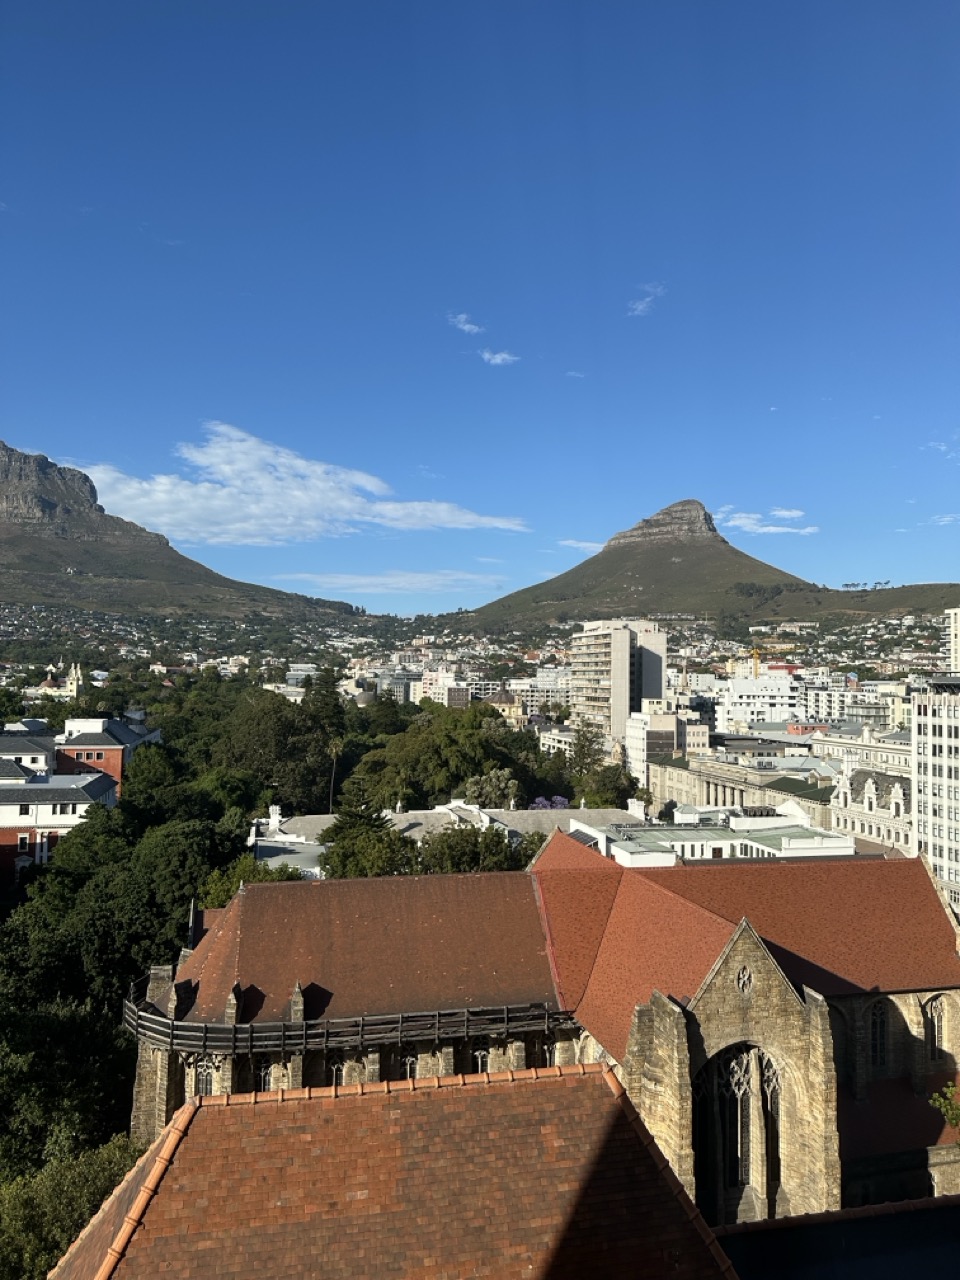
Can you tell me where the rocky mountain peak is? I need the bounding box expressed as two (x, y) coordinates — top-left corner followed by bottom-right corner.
(605, 499), (725, 549)
(0, 440), (104, 524)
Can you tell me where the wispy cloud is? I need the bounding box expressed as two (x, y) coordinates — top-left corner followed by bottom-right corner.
(276, 570), (504, 595)
(930, 514), (960, 526)
(925, 440), (960, 461)
(82, 422), (527, 546)
(627, 282), (666, 317)
(717, 508), (819, 536)
(448, 312), (484, 335)
(566, 370), (586, 378)
(559, 538), (603, 552)
(475, 556), (504, 564)
(479, 348), (520, 366)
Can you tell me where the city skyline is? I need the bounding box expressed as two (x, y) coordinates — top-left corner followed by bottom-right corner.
(3, 1), (959, 612)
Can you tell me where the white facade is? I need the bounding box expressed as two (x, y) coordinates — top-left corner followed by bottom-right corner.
(912, 677), (960, 908)
(948, 607), (960, 674)
(715, 676), (803, 734)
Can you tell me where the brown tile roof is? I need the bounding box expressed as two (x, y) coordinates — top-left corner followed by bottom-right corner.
(172, 874), (559, 1023)
(51, 1066), (739, 1280)
(634, 859), (960, 996)
(532, 833), (960, 1063)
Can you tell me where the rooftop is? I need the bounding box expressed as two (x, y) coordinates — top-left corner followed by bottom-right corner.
(51, 1067), (736, 1280)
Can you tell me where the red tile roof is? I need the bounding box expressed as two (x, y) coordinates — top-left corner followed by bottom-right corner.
(51, 1066), (739, 1280)
(173, 874), (559, 1023)
(634, 860), (960, 996)
(532, 833), (960, 1062)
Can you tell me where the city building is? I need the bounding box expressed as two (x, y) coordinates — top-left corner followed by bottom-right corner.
(912, 676), (960, 907)
(947, 607), (960, 674)
(570, 619), (666, 754)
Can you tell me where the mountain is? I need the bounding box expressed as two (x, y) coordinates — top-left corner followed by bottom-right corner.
(465, 499), (960, 630)
(0, 441), (353, 619)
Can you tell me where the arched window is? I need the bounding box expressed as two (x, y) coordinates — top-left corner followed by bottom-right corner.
(926, 996), (945, 1062)
(195, 1057), (215, 1097)
(255, 1056), (274, 1092)
(870, 1002), (887, 1069)
(472, 1037), (491, 1073)
(327, 1055), (345, 1086)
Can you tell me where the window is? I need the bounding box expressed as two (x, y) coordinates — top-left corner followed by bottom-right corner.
(870, 1002), (887, 1069)
(472, 1037), (491, 1073)
(327, 1055), (345, 1086)
(17, 835), (29, 853)
(19, 803), (29, 816)
(195, 1058), (215, 1096)
(255, 1056), (274, 1091)
(926, 997), (945, 1062)
(95, 751), (104, 760)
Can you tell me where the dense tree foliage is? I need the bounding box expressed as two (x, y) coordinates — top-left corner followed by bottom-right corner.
(0, 1135), (141, 1280)
(0, 668), (637, 1268)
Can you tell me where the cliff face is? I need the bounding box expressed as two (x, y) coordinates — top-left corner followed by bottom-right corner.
(0, 440), (170, 545)
(0, 440), (348, 618)
(606, 499), (727, 548)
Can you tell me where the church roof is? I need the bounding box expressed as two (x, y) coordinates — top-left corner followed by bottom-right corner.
(171, 874), (559, 1023)
(51, 1066), (737, 1280)
(532, 832), (960, 1060)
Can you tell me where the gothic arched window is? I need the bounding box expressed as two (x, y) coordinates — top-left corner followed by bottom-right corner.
(926, 996), (945, 1062)
(327, 1055), (345, 1086)
(869, 1002), (887, 1069)
(195, 1057), (215, 1097)
(255, 1056), (274, 1092)
(472, 1037), (491, 1073)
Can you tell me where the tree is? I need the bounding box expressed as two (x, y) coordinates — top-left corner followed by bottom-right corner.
(0, 1134), (141, 1280)
(931, 1081), (960, 1132)
(569, 725), (605, 782)
(199, 853), (302, 908)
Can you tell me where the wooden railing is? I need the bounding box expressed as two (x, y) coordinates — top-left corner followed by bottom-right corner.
(123, 985), (576, 1056)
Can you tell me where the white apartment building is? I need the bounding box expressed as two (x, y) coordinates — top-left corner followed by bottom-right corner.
(948, 607), (960, 674)
(912, 676), (960, 908)
(714, 676), (803, 734)
(570, 619), (666, 753)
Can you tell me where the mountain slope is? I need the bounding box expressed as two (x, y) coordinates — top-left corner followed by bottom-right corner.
(0, 441), (353, 619)
(465, 500), (960, 629)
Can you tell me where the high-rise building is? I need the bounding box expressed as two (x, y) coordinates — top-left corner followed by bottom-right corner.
(912, 675), (960, 908)
(947, 607), (960, 674)
(570, 619), (666, 752)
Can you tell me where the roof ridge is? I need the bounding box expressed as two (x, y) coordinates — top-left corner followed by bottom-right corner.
(92, 1099), (200, 1280)
(600, 1067), (740, 1279)
(191, 1063), (607, 1108)
(630, 868), (743, 931)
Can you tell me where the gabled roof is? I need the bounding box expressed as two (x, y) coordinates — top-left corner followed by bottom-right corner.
(531, 833), (960, 1060)
(171, 874), (559, 1023)
(51, 1067), (738, 1280)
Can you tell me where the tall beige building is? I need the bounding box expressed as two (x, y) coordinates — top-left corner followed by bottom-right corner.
(570, 619), (666, 750)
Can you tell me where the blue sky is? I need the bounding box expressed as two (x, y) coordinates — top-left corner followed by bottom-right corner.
(2, 1), (958, 614)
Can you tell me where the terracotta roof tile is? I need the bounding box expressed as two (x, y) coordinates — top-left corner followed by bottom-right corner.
(174, 874), (559, 1023)
(52, 1067), (738, 1280)
(634, 860), (960, 995)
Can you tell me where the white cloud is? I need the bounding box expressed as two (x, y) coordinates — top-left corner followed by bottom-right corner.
(448, 312), (484, 335)
(276, 570), (504, 595)
(930, 514), (960, 526)
(566, 370), (586, 378)
(83, 422), (527, 546)
(627, 282), (666, 317)
(718, 510), (819, 536)
(769, 507), (805, 519)
(715, 504), (735, 517)
(479, 348), (520, 366)
(559, 539), (603, 552)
